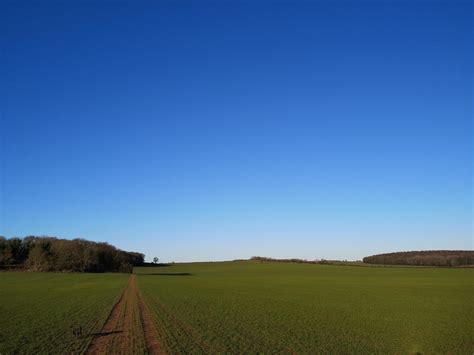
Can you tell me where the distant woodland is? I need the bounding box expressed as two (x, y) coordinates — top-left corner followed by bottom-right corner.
(251, 251), (474, 267)
(363, 251), (474, 267)
(0, 236), (144, 272)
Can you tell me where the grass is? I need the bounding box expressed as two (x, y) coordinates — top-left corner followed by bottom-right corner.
(1, 262), (471, 354)
(135, 261), (473, 354)
(0, 272), (128, 354)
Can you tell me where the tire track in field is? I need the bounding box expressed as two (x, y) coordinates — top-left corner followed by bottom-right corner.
(86, 282), (128, 354)
(134, 275), (162, 355)
(86, 275), (162, 355)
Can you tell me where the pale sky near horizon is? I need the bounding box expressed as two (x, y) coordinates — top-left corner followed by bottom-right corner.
(1, 0), (472, 262)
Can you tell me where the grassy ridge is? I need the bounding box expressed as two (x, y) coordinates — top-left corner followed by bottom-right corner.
(0, 272), (128, 354)
(136, 261), (473, 354)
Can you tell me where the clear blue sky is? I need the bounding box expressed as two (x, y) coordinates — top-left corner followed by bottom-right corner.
(1, 0), (472, 262)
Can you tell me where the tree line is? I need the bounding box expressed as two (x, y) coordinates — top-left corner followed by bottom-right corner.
(250, 256), (346, 265)
(0, 236), (144, 272)
(363, 250), (473, 267)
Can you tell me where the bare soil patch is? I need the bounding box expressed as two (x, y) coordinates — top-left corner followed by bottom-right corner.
(86, 275), (161, 354)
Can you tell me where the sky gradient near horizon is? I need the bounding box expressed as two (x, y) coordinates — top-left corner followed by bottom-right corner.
(1, 0), (472, 262)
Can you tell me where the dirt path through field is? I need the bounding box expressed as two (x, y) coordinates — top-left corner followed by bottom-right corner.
(86, 274), (162, 354)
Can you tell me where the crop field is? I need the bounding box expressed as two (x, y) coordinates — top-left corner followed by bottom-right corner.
(1, 262), (472, 354)
(0, 272), (128, 354)
(135, 262), (473, 354)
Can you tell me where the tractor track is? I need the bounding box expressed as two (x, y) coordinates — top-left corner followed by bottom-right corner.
(86, 275), (162, 354)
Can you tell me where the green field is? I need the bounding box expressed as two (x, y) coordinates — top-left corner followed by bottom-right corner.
(0, 272), (128, 354)
(136, 262), (473, 354)
(0, 262), (472, 354)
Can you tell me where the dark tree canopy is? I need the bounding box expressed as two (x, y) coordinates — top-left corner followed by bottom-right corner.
(0, 236), (144, 272)
(363, 250), (474, 267)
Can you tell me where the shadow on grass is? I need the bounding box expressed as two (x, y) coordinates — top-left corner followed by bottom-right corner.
(139, 263), (171, 267)
(140, 272), (193, 276)
(87, 330), (123, 337)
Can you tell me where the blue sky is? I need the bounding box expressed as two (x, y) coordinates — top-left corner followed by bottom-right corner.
(1, 0), (472, 262)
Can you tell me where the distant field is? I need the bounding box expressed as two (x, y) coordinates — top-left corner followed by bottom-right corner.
(0, 272), (128, 354)
(136, 261), (473, 354)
